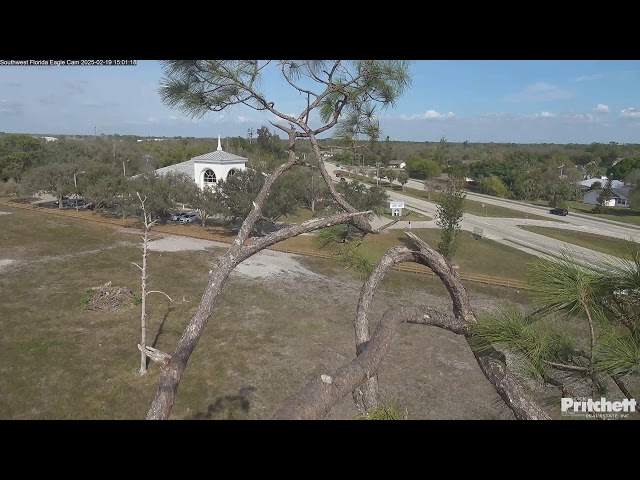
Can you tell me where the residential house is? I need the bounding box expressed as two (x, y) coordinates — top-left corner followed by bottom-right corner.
(389, 160), (406, 169)
(582, 187), (631, 208)
(579, 176), (625, 191)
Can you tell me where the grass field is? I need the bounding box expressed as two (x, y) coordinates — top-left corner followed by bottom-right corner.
(279, 227), (537, 281)
(519, 226), (640, 258)
(343, 173), (557, 221)
(530, 199), (640, 226)
(0, 202), (539, 420)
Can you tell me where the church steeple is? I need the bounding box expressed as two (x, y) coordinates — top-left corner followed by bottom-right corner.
(217, 134), (222, 151)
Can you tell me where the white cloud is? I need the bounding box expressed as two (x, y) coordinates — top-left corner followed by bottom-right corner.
(147, 116), (159, 123)
(168, 115), (178, 121)
(536, 111), (556, 117)
(400, 109), (455, 120)
(564, 113), (597, 122)
(593, 104), (610, 113)
(504, 82), (573, 102)
(575, 73), (605, 82)
(620, 107), (640, 118)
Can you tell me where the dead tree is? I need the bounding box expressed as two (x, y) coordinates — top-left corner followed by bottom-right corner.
(131, 192), (172, 376)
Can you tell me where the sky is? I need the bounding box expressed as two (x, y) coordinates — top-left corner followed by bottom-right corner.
(1, 60), (639, 144)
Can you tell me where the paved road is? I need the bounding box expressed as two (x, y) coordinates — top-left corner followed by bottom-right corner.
(327, 163), (637, 267)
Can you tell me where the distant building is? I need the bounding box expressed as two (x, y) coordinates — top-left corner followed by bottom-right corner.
(389, 160), (406, 169)
(42, 136), (58, 142)
(582, 187), (631, 208)
(579, 176), (625, 190)
(154, 135), (247, 190)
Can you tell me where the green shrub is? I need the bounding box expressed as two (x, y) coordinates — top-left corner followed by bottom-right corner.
(79, 289), (97, 309)
(131, 294), (142, 307)
(359, 401), (408, 420)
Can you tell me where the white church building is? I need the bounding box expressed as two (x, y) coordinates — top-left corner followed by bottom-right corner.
(155, 136), (248, 189)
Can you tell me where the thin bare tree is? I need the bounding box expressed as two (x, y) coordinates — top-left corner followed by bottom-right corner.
(132, 192), (172, 375)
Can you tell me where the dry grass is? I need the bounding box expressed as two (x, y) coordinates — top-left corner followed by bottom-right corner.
(0, 203), (536, 420)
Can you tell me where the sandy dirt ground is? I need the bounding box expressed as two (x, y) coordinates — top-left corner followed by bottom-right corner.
(0, 222), (541, 419)
(142, 232), (525, 419)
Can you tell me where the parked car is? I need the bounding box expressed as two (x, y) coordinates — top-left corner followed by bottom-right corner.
(179, 214), (199, 223)
(550, 207), (569, 216)
(170, 212), (189, 221)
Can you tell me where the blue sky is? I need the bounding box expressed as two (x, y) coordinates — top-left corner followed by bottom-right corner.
(1, 60), (639, 144)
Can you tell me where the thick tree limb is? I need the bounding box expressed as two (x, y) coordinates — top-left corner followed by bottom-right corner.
(404, 232), (475, 323)
(243, 211), (372, 258)
(145, 161), (375, 419)
(274, 306), (468, 420)
(612, 374), (640, 413)
(352, 247), (417, 411)
(346, 236), (550, 419)
(138, 345), (172, 367)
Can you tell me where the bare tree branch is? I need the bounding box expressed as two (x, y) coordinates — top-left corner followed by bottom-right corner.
(146, 291), (174, 303)
(404, 232), (476, 323)
(138, 345), (172, 367)
(274, 306), (468, 419)
(546, 361), (590, 373)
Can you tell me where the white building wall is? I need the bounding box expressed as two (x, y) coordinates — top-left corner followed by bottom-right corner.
(582, 190), (616, 206)
(193, 162), (246, 190)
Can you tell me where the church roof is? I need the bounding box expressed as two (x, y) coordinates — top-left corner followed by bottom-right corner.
(192, 135), (247, 164)
(154, 136), (247, 181)
(191, 150), (248, 164)
(155, 159), (196, 181)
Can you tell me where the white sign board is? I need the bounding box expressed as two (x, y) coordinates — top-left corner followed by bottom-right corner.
(390, 200), (405, 217)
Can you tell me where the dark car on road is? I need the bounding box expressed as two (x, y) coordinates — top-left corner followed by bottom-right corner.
(550, 207), (568, 216)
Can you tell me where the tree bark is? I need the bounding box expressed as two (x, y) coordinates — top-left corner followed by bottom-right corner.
(140, 222), (148, 375)
(341, 234), (550, 420)
(274, 306), (468, 419)
(352, 247), (416, 413)
(58, 195), (63, 210)
(146, 206), (374, 419)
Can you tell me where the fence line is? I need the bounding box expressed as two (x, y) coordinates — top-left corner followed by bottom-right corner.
(1, 199), (530, 290)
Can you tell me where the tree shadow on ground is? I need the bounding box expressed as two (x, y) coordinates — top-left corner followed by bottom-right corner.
(146, 304), (181, 369)
(188, 386), (257, 420)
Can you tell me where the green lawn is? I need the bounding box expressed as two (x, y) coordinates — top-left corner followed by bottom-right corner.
(519, 226), (640, 258)
(344, 173), (557, 221)
(280, 228), (537, 281)
(530, 199), (640, 226)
